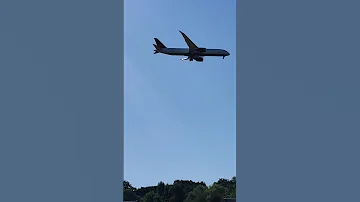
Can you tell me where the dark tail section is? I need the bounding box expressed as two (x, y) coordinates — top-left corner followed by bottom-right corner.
(154, 38), (167, 49)
(153, 44), (159, 54)
(153, 38), (166, 54)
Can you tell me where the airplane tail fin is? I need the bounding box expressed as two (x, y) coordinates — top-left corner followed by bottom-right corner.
(153, 38), (166, 54)
(154, 38), (167, 49)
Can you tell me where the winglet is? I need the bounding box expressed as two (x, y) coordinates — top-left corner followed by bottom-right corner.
(178, 30), (186, 38)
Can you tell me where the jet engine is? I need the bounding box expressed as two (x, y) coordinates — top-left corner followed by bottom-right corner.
(194, 56), (204, 62)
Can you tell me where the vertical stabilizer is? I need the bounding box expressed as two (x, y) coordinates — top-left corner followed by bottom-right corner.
(154, 38), (167, 49)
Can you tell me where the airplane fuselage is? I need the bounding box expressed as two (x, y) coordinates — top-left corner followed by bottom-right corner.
(158, 48), (229, 57)
(153, 31), (230, 62)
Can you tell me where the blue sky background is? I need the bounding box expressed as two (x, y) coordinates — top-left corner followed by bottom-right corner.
(124, 0), (236, 187)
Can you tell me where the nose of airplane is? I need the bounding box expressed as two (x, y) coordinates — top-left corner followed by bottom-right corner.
(226, 51), (230, 56)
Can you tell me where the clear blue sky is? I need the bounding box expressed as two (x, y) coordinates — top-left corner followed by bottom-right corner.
(124, 0), (236, 188)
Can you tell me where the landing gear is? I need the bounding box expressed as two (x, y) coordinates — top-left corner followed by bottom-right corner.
(181, 57), (194, 61)
(223, 56), (225, 59)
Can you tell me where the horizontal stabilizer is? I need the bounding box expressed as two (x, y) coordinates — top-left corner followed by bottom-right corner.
(153, 44), (159, 54)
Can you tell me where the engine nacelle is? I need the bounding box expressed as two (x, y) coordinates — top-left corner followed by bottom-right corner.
(197, 48), (207, 52)
(194, 56), (204, 62)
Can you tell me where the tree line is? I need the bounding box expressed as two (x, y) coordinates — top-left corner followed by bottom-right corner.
(124, 176), (236, 202)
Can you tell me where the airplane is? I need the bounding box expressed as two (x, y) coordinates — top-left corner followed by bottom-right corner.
(153, 30), (230, 62)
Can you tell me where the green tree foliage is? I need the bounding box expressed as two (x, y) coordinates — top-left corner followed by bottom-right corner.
(184, 185), (208, 202)
(140, 191), (162, 202)
(157, 181), (165, 197)
(207, 184), (226, 202)
(124, 177), (236, 202)
(213, 177), (236, 198)
(124, 180), (135, 191)
(124, 181), (139, 201)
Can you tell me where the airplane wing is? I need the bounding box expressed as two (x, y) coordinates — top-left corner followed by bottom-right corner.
(179, 30), (199, 49)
